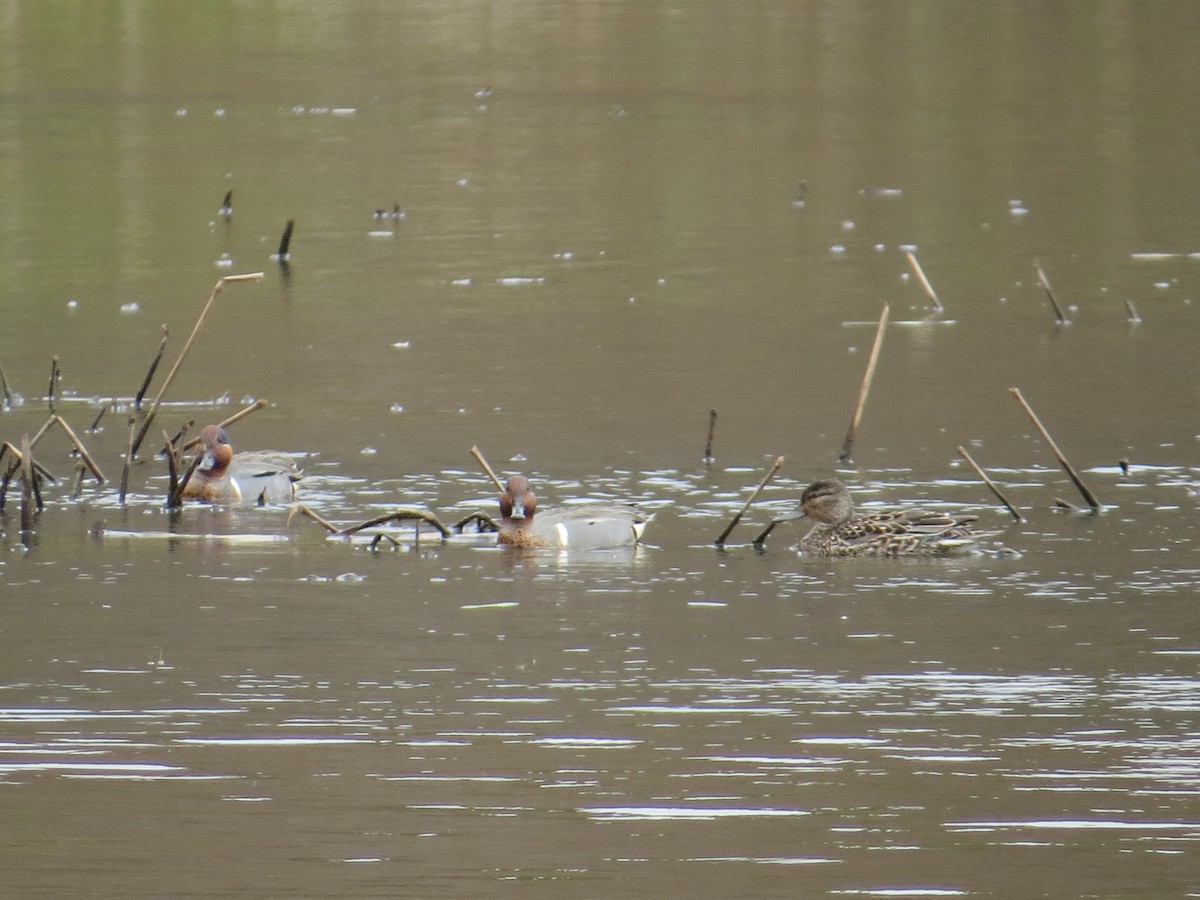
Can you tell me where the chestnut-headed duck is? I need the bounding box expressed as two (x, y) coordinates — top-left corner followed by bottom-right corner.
(497, 475), (651, 550)
(181, 424), (301, 506)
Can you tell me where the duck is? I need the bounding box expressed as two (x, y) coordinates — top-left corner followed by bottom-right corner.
(497, 475), (651, 550)
(181, 424), (301, 506)
(784, 479), (998, 557)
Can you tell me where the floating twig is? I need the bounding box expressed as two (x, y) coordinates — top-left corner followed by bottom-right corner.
(1009, 387), (1101, 511)
(905, 251), (943, 313)
(956, 446), (1023, 522)
(135, 326), (170, 410)
(838, 302), (890, 464)
(470, 445), (505, 491)
(715, 455), (785, 547)
(703, 409), (717, 464)
(1034, 259), (1069, 325)
(129, 273), (264, 459)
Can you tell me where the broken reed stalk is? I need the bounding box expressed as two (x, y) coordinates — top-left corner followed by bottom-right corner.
(135, 326), (170, 410)
(956, 446), (1023, 523)
(89, 404), (107, 432)
(905, 251), (943, 313)
(470, 445), (505, 491)
(715, 455), (785, 547)
(47, 356), (60, 411)
(290, 504), (340, 534)
(219, 190), (233, 218)
(0, 358), (13, 406)
(129, 273), (264, 459)
(0, 440), (57, 484)
(119, 415), (135, 505)
(164, 431), (203, 509)
(1009, 387), (1102, 511)
(71, 461), (86, 500)
(19, 433), (35, 532)
(277, 219), (295, 258)
(838, 301), (890, 464)
(1124, 300), (1141, 324)
(27, 414), (106, 483)
(703, 409), (717, 464)
(340, 508), (451, 539)
(1034, 260), (1069, 324)
(178, 399), (269, 452)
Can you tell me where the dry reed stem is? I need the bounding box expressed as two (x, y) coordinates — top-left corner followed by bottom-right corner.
(130, 273), (264, 459)
(1034, 260), (1069, 324)
(715, 455), (785, 547)
(1, 440), (58, 483)
(1124, 300), (1141, 323)
(119, 415), (135, 505)
(0, 359), (13, 405)
(956, 446), (1023, 522)
(703, 409), (717, 463)
(180, 399), (270, 452)
(135, 326), (170, 410)
(471, 445), (505, 491)
(19, 433), (34, 532)
(45, 415), (106, 483)
(905, 251), (943, 313)
(838, 301), (890, 464)
(47, 356), (60, 410)
(339, 508), (451, 539)
(289, 504), (341, 534)
(1009, 387), (1102, 510)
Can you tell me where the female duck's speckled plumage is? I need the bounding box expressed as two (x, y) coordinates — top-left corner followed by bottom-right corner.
(181, 424), (301, 506)
(793, 479), (997, 557)
(497, 475), (651, 550)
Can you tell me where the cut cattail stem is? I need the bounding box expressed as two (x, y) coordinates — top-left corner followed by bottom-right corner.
(470, 445), (505, 491)
(20, 433), (34, 533)
(130, 273), (264, 459)
(956, 445), (1023, 522)
(1035, 260), (1069, 324)
(715, 455), (784, 547)
(703, 409), (717, 464)
(120, 416), (135, 506)
(838, 301), (890, 464)
(1009, 387), (1102, 511)
(47, 356), (60, 410)
(276, 219), (295, 259)
(905, 251), (943, 313)
(135, 326), (170, 410)
(0, 359), (13, 406)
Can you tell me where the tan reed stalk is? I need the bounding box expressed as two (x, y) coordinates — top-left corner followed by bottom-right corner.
(703, 409), (717, 464)
(1009, 387), (1101, 510)
(1034, 260), (1069, 324)
(130, 273), (264, 459)
(135, 326), (170, 410)
(838, 302), (890, 464)
(905, 251), (943, 313)
(470, 445), (505, 491)
(715, 455), (785, 547)
(956, 446), (1023, 522)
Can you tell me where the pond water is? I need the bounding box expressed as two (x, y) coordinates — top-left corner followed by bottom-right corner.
(2, 2), (1200, 897)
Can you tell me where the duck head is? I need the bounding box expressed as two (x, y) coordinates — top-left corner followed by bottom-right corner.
(197, 424), (234, 477)
(798, 479), (855, 526)
(499, 475), (538, 524)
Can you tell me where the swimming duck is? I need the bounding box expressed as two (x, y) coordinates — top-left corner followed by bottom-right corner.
(786, 479), (997, 557)
(181, 424), (301, 506)
(497, 475), (651, 550)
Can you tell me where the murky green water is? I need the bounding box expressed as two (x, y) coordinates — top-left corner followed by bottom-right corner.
(3, 2), (1200, 897)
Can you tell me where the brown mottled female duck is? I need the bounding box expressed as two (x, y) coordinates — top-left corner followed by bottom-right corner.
(181, 425), (301, 506)
(497, 475), (651, 550)
(787, 479), (997, 557)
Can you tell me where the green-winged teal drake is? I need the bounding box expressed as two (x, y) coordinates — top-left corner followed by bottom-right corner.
(497, 475), (651, 550)
(182, 424), (301, 506)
